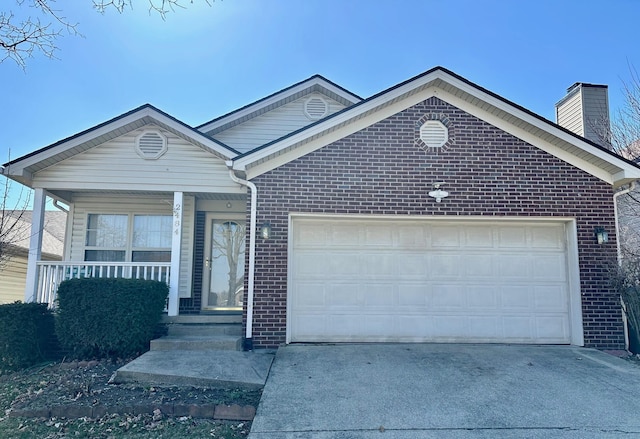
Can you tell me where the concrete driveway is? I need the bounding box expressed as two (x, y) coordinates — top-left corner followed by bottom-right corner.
(249, 344), (640, 438)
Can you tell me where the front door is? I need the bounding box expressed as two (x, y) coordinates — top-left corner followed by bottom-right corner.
(202, 215), (245, 311)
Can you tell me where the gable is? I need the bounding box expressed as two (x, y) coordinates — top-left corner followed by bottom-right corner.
(33, 125), (243, 194)
(234, 67), (640, 188)
(210, 92), (350, 153)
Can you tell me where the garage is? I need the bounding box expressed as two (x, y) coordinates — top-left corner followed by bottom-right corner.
(289, 217), (580, 344)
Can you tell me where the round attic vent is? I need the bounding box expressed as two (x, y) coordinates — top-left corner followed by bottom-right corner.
(419, 120), (448, 148)
(135, 130), (167, 160)
(304, 96), (329, 120)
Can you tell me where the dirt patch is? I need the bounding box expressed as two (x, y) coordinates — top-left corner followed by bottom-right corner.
(0, 359), (261, 438)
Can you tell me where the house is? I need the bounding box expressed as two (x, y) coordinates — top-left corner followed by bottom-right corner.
(0, 210), (66, 303)
(4, 67), (640, 351)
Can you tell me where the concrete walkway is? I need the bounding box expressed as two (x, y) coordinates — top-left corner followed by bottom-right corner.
(249, 344), (640, 438)
(111, 350), (274, 389)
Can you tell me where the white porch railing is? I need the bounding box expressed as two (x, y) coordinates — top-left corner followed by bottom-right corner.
(36, 261), (171, 308)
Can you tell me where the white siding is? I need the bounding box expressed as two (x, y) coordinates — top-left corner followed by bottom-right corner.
(211, 93), (348, 153)
(69, 194), (196, 298)
(557, 91), (584, 136)
(32, 126), (242, 194)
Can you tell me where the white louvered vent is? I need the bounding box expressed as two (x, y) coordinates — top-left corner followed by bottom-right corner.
(135, 130), (167, 159)
(304, 96), (329, 120)
(419, 120), (448, 148)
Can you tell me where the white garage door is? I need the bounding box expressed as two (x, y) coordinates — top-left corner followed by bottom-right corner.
(289, 217), (574, 344)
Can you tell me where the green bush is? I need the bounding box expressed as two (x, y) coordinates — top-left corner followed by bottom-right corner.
(0, 302), (57, 371)
(55, 278), (168, 359)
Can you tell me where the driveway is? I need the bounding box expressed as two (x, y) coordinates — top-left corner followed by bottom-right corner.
(249, 344), (640, 438)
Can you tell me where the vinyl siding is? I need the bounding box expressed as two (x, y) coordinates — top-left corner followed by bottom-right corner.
(32, 126), (242, 194)
(69, 194), (195, 298)
(0, 255), (28, 303)
(581, 87), (609, 144)
(211, 93), (348, 153)
(557, 91), (584, 136)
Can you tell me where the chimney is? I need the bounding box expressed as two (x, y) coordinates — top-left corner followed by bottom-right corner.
(555, 82), (611, 148)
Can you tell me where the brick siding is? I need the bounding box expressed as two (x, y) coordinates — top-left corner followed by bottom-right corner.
(246, 97), (621, 350)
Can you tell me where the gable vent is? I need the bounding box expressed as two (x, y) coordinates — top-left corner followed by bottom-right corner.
(304, 96), (329, 120)
(135, 130), (167, 160)
(419, 120), (448, 148)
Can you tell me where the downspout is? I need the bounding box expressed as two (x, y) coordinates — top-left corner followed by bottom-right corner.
(613, 181), (636, 264)
(52, 199), (69, 214)
(227, 165), (256, 351)
(613, 180), (636, 352)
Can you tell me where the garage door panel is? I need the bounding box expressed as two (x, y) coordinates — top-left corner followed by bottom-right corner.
(429, 255), (462, 278)
(531, 226), (565, 249)
(464, 226), (494, 247)
(431, 226), (460, 247)
(290, 218), (573, 344)
(534, 286), (568, 311)
(497, 226), (528, 248)
(398, 225), (427, 247)
(533, 255), (567, 280)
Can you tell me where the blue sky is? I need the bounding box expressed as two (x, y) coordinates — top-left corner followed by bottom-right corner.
(1, 0), (640, 207)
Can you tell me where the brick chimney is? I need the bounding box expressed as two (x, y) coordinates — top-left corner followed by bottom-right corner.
(555, 82), (611, 148)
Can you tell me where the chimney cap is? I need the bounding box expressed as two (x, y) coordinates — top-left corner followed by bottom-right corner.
(566, 82), (608, 94)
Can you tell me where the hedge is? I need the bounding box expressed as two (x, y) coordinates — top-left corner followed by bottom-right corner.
(55, 278), (168, 359)
(0, 302), (57, 371)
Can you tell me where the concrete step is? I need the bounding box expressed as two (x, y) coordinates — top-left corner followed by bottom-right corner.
(150, 335), (242, 352)
(167, 323), (242, 337)
(161, 314), (242, 325)
(111, 350), (275, 389)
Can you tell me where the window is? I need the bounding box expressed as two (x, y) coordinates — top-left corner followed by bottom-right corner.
(85, 214), (128, 261)
(132, 215), (172, 262)
(85, 213), (172, 262)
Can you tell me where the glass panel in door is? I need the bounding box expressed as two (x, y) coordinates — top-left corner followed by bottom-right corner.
(206, 220), (245, 310)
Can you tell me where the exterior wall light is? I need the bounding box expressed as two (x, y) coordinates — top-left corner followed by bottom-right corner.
(260, 222), (272, 240)
(595, 227), (609, 244)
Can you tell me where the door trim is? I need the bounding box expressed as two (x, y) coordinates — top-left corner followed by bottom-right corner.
(201, 212), (246, 311)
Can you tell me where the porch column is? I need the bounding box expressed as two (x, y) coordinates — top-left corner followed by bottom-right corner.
(24, 188), (45, 302)
(168, 191), (183, 316)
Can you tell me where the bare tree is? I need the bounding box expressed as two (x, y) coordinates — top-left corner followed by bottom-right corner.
(609, 65), (640, 259)
(0, 156), (32, 271)
(1, 0), (211, 68)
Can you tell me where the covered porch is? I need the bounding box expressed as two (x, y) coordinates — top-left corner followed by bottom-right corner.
(26, 189), (248, 316)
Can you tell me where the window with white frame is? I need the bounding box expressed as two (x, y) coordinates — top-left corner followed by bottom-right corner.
(85, 214), (172, 262)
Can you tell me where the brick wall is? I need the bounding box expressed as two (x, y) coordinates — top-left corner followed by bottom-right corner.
(247, 97), (621, 349)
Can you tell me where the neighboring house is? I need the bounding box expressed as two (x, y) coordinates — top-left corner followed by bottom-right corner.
(0, 211), (67, 303)
(4, 67), (640, 351)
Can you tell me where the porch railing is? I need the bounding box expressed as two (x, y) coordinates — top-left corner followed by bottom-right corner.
(36, 261), (171, 308)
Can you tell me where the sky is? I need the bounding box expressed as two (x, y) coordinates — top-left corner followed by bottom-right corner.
(1, 0), (640, 208)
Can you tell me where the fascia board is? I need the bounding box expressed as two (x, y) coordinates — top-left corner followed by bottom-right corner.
(235, 71), (447, 171)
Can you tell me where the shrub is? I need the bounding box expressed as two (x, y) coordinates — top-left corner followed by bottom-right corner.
(0, 302), (57, 371)
(55, 278), (168, 359)
(610, 260), (640, 353)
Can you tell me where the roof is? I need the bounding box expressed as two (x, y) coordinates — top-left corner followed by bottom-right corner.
(1, 210), (66, 257)
(3, 67), (639, 189)
(231, 66), (640, 187)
